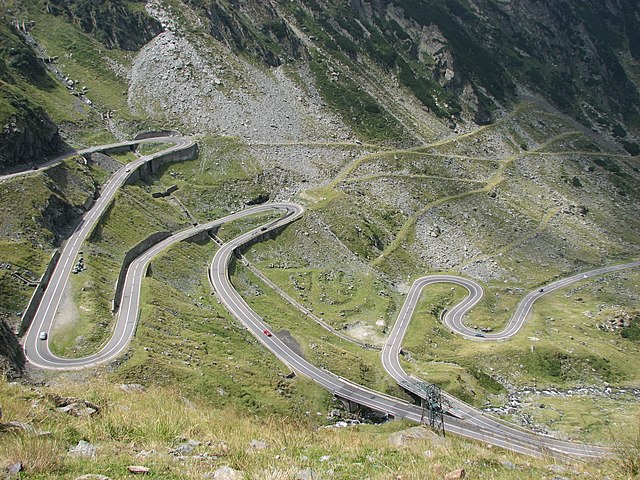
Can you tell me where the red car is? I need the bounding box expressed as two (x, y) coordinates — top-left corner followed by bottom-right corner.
(263, 329), (272, 337)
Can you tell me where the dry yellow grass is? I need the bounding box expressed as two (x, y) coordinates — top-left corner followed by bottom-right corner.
(0, 378), (634, 479)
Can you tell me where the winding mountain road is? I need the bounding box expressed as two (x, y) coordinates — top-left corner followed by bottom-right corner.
(19, 136), (640, 459)
(22, 135), (195, 367)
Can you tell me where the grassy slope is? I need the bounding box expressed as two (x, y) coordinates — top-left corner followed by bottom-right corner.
(4, 1), (171, 148)
(0, 157), (102, 331)
(49, 184), (188, 357)
(38, 136), (335, 419)
(0, 379), (636, 479)
(244, 102), (639, 442)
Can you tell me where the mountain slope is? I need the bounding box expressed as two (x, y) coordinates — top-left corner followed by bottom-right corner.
(0, 0), (638, 462)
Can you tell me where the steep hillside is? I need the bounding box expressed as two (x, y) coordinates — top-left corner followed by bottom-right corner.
(0, 0), (167, 171)
(0, 0), (639, 469)
(0, 19), (65, 170)
(345, 0), (640, 135)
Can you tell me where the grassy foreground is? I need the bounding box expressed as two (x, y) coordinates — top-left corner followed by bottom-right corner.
(0, 379), (637, 479)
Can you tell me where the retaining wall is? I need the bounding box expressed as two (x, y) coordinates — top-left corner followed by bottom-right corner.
(102, 144), (134, 155)
(112, 231), (172, 312)
(18, 249), (61, 336)
(133, 130), (180, 140)
(126, 142), (198, 185)
(236, 221), (293, 256)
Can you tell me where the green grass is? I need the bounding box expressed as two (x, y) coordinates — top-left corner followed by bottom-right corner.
(518, 394), (640, 443)
(253, 264), (395, 339)
(0, 157), (98, 246)
(80, 129), (119, 147)
(151, 136), (267, 223)
(398, 283), (508, 406)
(18, 2), (170, 144)
(398, 269), (640, 442)
(135, 142), (173, 157)
(0, 241), (51, 318)
(214, 212), (282, 243)
(26, 6), (131, 119)
(113, 233), (332, 417)
(231, 263), (399, 394)
(308, 56), (410, 144)
(109, 151), (138, 164)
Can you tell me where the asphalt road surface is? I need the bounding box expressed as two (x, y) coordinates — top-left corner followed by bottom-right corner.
(20, 137), (640, 458)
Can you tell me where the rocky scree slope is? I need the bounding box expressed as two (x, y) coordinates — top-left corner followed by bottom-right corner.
(122, 0), (640, 151)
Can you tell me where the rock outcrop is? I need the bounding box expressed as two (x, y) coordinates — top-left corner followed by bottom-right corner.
(0, 319), (24, 380)
(47, 0), (162, 51)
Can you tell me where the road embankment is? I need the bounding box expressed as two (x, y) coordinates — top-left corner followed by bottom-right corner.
(112, 231), (172, 312)
(18, 249), (61, 337)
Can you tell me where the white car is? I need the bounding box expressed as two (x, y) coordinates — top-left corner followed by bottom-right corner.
(39, 332), (47, 340)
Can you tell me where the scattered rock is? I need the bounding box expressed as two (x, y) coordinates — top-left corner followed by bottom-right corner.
(50, 395), (100, 416)
(0, 421), (50, 436)
(69, 440), (97, 459)
(205, 466), (243, 480)
(249, 439), (267, 451)
(548, 464), (566, 474)
(388, 426), (443, 448)
(5, 462), (22, 475)
(501, 460), (515, 469)
(57, 403), (98, 417)
(444, 468), (465, 479)
(296, 468), (319, 480)
(170, 439), (201, 455)
(120, 384), (145, 393)
(74, 475), (112, 480)
(135, 450), (156, 458)
(127, 466), (150, 474)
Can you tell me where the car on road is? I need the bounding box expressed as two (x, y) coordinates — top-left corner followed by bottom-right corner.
(125, 167), (131, 172)
(263, 329), (272, 337)
(39, 332), (47, 340)
(539, 288), (544, 292)
(474, 333), (485, 338)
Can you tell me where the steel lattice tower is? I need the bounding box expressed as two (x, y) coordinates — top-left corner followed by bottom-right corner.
(416, 381), (445, 435)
